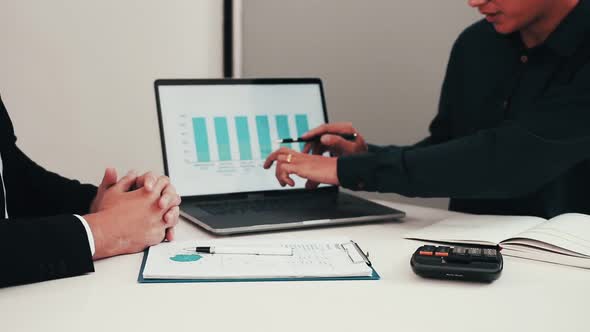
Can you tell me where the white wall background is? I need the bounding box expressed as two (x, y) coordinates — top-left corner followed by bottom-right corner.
(0, 0), (222, 185)
(240, 0), (480, 209)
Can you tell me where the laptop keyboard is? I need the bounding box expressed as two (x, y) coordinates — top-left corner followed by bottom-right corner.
(197, 196), (334, 215)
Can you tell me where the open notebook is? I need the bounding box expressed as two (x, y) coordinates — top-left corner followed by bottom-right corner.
(139, 238), (378, 282)
(404, 213), (590, 269)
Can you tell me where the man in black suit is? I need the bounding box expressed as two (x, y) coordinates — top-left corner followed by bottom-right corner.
(0, 95), (181, 287)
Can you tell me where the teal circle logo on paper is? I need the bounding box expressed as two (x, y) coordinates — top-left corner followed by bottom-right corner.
(169, 254), (202, 262)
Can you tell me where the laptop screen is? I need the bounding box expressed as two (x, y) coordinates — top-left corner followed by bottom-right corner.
(156, 79), (329, 197)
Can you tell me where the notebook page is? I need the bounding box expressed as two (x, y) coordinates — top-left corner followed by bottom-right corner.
(404, 214), (543, 245)
(501, 239), (587, 257)
(509, 213), (590, 257)
(501, 246), (590, 269)
(142, 239), (373, 280)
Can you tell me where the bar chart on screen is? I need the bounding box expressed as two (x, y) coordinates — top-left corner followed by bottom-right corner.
(158, 82), (327, 196)
(177, 113), (310, 166)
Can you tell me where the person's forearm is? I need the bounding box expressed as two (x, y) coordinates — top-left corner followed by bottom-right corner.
(367, 144), (392, 153)
(3, 144), (97, 218)
(338, 120), (590, 199)
(0, 215), (94, 287)
(367, 135), (440, 154)
(83, 212), (122, 260)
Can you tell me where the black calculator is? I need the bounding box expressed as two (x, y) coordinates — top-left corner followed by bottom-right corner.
(411, 245), (503, 282)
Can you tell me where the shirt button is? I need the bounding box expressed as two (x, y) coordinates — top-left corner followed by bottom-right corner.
(520, 55), (528, 64)
(357, 181), (365, 190)
(503, 100), (509, 109)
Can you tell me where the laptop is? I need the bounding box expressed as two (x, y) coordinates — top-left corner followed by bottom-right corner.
(154, 78), (405, 235)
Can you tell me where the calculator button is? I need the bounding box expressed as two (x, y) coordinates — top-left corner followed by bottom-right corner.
(419, 245), (436, 256)
(448, 247), (472, 263)
(452, 247), (469, 255)
(468, 248), (483, 256)
(483, 248), (497, 257)
(435, 246), (451, 257)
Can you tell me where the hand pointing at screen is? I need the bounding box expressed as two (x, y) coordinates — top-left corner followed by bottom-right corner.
(264, 123), (368, 189)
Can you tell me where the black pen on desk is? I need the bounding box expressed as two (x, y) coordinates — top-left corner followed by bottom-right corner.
(275, 133), (357, 144)
(195, 246), (293, 256)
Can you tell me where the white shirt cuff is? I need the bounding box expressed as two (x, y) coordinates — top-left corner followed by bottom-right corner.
(74, 214), (95, 256)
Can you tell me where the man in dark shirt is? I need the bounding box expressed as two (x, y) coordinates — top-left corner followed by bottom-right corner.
(264, 0), (590, 218)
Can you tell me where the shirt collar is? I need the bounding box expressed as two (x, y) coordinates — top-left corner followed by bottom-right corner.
(544, 0), (590, 57)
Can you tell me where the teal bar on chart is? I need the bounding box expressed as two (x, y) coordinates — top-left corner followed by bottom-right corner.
(295, 114), (310, 151)
(235, 116), (252, 160)
(214, 117), (231, 161)
(256, 115), (272, 159)
(275, 115), (292, 148)
(192, 117), (210, 162)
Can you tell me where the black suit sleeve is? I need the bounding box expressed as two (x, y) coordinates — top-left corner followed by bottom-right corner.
(0, 95), (97, 287)
(0, 215), (95, 287)
(2, 144), (97, 219)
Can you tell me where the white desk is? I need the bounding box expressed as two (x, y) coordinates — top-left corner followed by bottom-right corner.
(1, 201), (587, 332)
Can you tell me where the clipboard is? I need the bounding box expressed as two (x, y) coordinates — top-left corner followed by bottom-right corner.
(138, 240), (380, 283)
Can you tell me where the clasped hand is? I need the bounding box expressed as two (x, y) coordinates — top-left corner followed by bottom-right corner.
(86, 168), (181, 260)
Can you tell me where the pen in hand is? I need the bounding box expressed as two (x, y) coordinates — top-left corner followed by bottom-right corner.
(275, 133), (357, 144)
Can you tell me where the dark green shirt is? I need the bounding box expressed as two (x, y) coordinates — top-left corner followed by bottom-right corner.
(338, 0), (590, 218)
